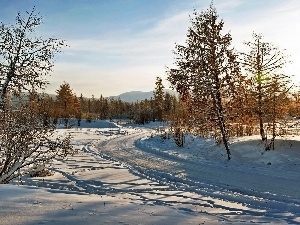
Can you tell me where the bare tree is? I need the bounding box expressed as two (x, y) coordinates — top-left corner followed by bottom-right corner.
(167, 4), (240, 160)
(0, 8), (72, 184)
(0, 103), (73, 184)
(0, 7), (66, 110)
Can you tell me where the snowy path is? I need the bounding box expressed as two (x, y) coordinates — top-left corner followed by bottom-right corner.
(94, 130), (300, 224)
(99, 131), (299, 197)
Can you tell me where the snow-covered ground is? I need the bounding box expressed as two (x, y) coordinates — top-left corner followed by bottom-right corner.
(1, 120), (299, 224)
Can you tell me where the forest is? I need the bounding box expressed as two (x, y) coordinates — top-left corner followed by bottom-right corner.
(29, 62), (300, 157)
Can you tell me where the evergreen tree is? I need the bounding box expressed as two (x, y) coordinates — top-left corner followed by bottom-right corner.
(288, 91), (300, 119)
(73, 95), (81, 126)
(153, 77), (165, 121)
(27, 91), (53, 127)
(167, 3), (240, 160)
(55, 82), (77, 127)
(79, 94), (87, 112)
(163, 92), (176, 121)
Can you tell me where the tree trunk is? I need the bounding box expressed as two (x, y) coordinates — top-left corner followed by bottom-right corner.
(269, 92), (276, 150)
(257, 81), (266, 141)
(214, 90), (231, 160)
(217, 109), (231, 160)
(0, 72), (13, 111)
(259, 116), (266, 141)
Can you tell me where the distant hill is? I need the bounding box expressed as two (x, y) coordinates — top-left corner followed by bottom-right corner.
(110, 91), (153, 102)
(109, 89), (177, 102)
(21, 90), (177, 103)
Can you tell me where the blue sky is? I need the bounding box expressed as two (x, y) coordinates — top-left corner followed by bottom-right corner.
(1, 0), (300, 97)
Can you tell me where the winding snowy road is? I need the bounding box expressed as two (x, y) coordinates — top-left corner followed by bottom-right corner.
(93, 130), (300, 223)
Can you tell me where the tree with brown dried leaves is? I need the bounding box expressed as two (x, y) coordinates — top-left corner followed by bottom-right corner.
(241, 33), (290, 142)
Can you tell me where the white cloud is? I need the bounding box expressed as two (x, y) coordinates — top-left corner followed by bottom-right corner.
(66, 10), (190, 58)
(223, 0), (300, 81)
(48, 0), (300, 97)
(48, 9), (193, 97)
(215, 0), (243, 13)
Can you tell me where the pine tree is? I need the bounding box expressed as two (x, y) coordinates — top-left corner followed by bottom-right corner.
(163, 92), (176, 121)
(170, 97), (189, 147)
(153, 77), (165, 121)
(78, 93), (91, 121)
(55, 82), (77, 127)
(288, 91), (300, 119)
(73, 95), (81, 126)
(27, 91), (53, 127)
(167, 3), (240, 160)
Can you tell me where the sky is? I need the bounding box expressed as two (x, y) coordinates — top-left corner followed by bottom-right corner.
(0, 0), (300, 97)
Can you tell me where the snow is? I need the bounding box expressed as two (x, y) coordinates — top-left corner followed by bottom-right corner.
(1, 120), (300, 224)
